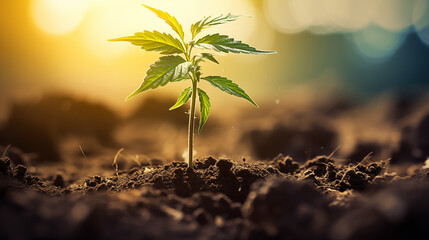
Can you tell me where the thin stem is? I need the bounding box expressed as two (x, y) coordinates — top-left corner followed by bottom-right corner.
(188, 78), (198, 168)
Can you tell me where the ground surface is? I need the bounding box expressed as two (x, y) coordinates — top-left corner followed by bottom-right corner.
(1, 154), (429, 240)
(1, 93), (429, 239)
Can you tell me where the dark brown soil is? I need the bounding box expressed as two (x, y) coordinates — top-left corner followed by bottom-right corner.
(1, 152), (429, 240)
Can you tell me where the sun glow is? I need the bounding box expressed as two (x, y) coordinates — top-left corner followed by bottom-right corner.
(31, 0), (258, 59)
(31, 0), (89, 35)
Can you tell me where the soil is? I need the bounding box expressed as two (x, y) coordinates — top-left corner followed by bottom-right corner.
(1, 93), (429, 239)
(1, 153), (429, 240)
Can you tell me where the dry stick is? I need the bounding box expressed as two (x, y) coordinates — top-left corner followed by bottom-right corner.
(358, 152), (373, 167)
(2, 144), (11, 158)
(79, 145), (87, 159)
(112, 148), (125, 178)
(328, 145), (341, 159)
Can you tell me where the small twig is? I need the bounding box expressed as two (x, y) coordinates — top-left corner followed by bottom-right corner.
(328, 145), (341, 159)
(2, 144), (12, 158)
(79, 145), (87, 159)
(112, 148), (125, 178)
(357, 152), (373, 167)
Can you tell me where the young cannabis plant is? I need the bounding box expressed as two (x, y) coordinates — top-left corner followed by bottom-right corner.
(109, 5), (275, 168)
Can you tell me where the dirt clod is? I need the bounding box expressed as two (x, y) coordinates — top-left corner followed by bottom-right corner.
(216, 158), (233, 173)
(14, 165), (27, 179)
(53, 174), (65, 187)
(0, 157), (12, 176)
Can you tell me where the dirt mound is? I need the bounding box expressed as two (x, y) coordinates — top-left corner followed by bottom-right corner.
(0, 95), (120, 162)
(392, 110), (429, 163)
(244, 122), (337, 161)
(129, 96), (188, 127)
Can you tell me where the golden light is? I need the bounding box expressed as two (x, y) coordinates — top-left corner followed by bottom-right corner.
(325, 0), (374, 31)
(31, 0), (89, 35)
(263, 0), (307, 34)
(80, 0), (159, 60)
(80, 0), (257, 60)
(140, 0), (256, 39)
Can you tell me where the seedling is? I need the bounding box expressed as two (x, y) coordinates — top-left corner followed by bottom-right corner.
(110, 5), (275, 168)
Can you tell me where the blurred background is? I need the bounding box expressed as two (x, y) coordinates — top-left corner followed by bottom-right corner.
(1, 0), (429, 171)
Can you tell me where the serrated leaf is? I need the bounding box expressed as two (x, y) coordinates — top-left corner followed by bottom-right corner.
(202, 76), (258, 107)
(191, 14), (240, 39)
(197, 88), (210, 133)
(169, 87), (192, 110)
(143, 5), (184, 40)
(195, 34), (276, 54)
(126, 56), (192, 100)
(109, 30), (184, 54)
(196, 53), (219, 64)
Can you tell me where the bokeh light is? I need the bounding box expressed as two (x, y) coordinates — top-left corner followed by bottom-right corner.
(263, 0), (307, 34)
(350, 25), (408, 62)
(81, 0), (157, 60)
(416, 25), (429, 46)
(373, 0), (416, 32)
(414, 0), (429, 46)
(31, 0), (89, 35)
(263, 0), (426, 34)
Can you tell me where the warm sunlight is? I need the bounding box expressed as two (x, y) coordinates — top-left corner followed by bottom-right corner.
(82, 0), (257, 59)
(31, 0), (89, 35)
(31, 0), (258, 60)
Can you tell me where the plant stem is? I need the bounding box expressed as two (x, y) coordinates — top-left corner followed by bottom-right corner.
(187, 78), (198, 168)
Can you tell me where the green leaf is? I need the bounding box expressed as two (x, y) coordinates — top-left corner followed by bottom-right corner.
(191, 14), (240, 39)
(197, 88), (210, 133)
(202, 76), (258, 107)
(126, 56), (192, 100)
(194, 53), (219, 64)
(109, 30), (184, 54)
(169, 87), (192, 110)
(143, 5), (184, 40)
(195, 34), (276, 54)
